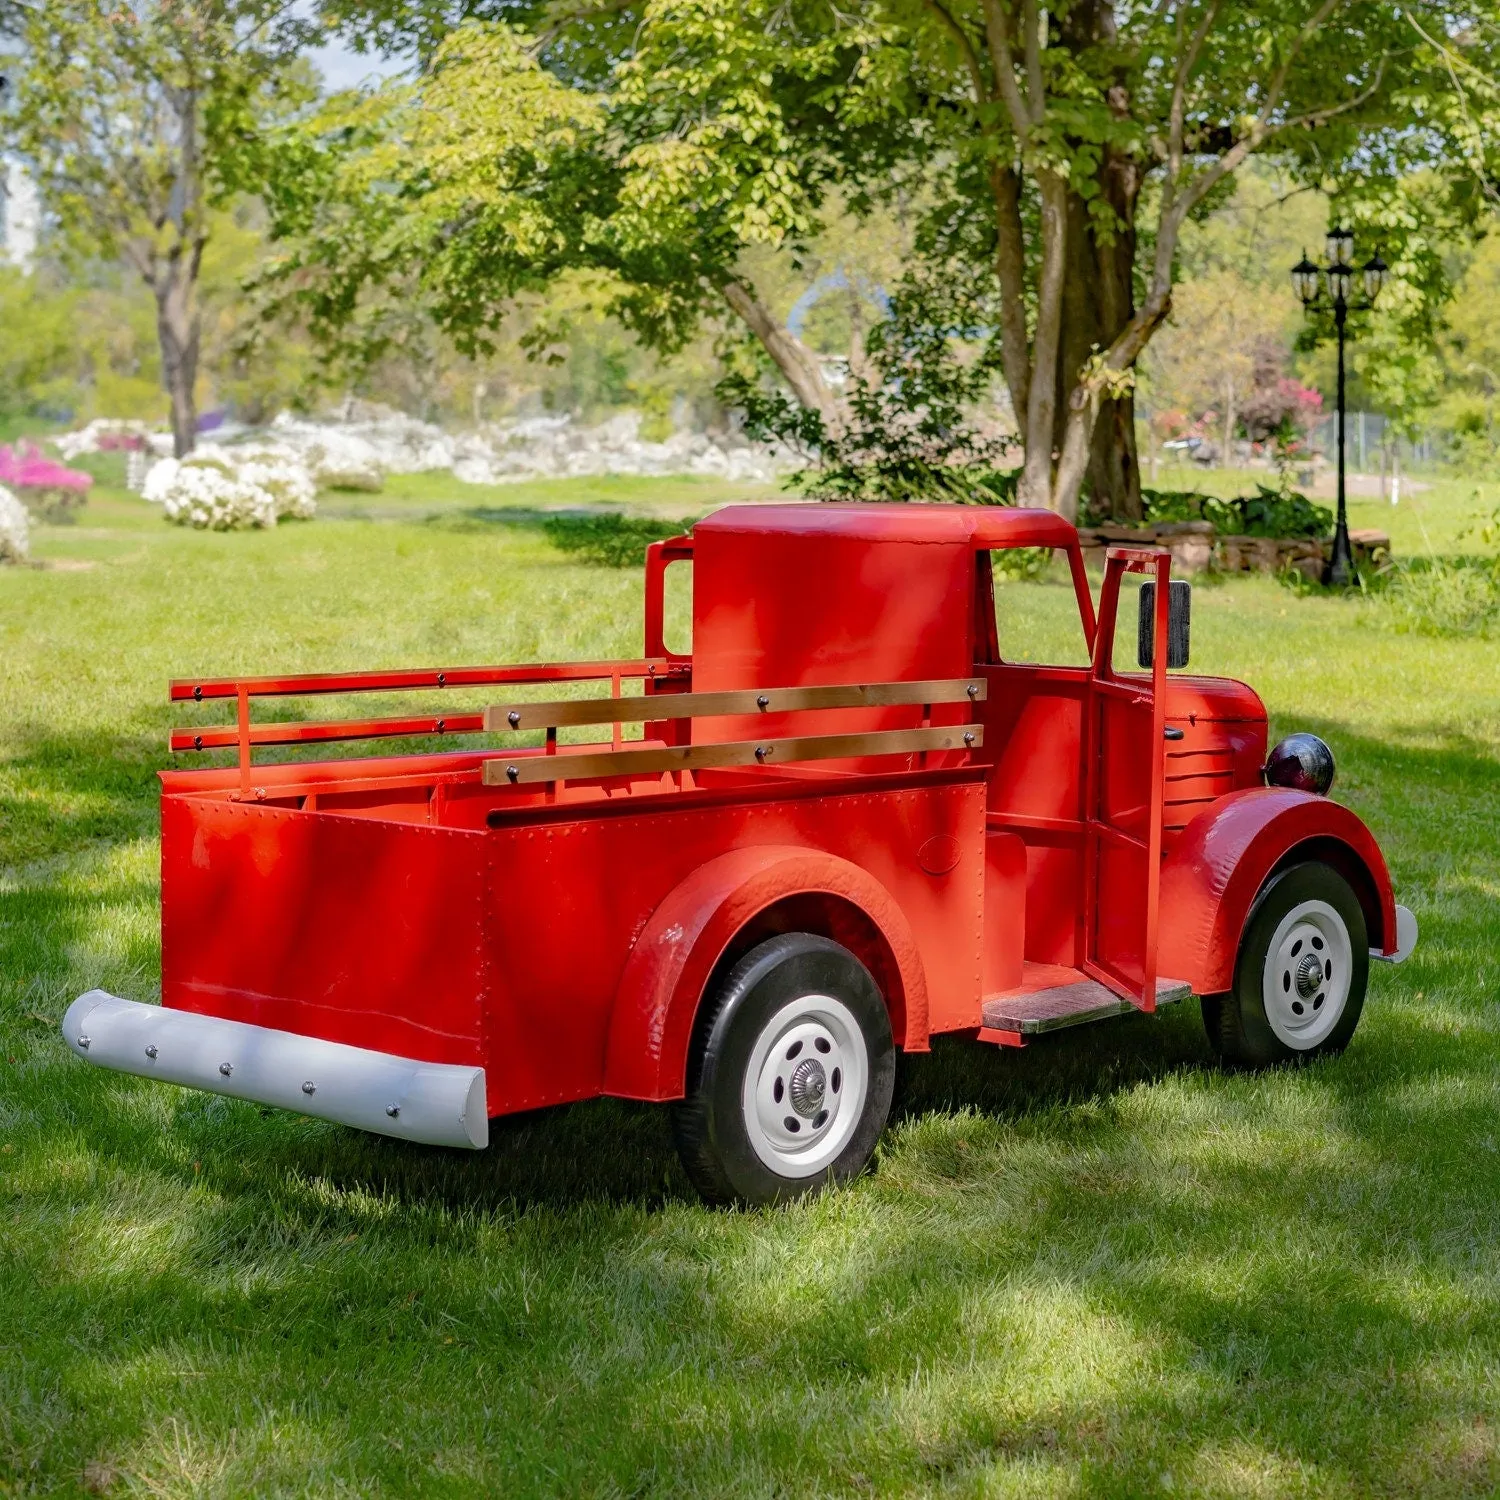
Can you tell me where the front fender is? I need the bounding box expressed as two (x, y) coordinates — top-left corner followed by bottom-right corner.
(602, 845), (930, 1102)
(1159, 786), (1398, 995)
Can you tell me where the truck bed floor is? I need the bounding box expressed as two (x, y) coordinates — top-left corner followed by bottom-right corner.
(983, 964), (1192, 1035)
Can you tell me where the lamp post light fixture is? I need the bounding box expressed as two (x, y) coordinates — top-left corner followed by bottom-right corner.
(1291, 227), (1388, 584)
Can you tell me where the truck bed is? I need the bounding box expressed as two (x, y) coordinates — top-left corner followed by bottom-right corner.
(160, 749), (988, 1119)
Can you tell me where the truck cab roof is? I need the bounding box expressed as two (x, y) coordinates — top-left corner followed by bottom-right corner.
(688, 504), (1078, 696)
(693, 503), (1078, 550)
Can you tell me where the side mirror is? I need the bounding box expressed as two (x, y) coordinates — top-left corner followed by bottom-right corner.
(1137, 580), (1191, 670)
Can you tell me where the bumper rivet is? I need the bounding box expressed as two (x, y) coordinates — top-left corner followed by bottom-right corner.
(507, 711), (521, 728)
(219, 1062), (233, 1077)
(301, 1080), (316, 1096)
(77, 1034), (90, 1050)
(506, 765), (519, 783)
(385, 1104), (400, 1119)
(144, 1044), (158, 1060)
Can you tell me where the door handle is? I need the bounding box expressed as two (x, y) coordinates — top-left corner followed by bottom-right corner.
(1163, 726), (1185, 741)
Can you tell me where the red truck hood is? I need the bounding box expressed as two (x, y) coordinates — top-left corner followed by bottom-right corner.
(1160, 674), (1268, 842)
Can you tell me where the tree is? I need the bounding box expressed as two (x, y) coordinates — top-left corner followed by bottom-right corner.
(277, 0), (1500, 516)
(0, 0), (315, 454)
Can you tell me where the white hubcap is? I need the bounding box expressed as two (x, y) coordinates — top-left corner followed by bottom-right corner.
(1262, 898), (1353, 1049)
(742, 993), (869, 1178)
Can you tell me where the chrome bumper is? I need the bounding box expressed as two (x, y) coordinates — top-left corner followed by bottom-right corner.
(1372, 904), (1419, 964)
(63, 992), (488, 1149)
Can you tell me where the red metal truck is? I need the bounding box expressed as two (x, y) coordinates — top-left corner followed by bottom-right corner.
(64, 504), (1416, 1204)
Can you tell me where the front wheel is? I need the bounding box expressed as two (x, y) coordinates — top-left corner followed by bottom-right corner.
(1202, 861), (1369, 1068)
(672, 933), (895, 1206)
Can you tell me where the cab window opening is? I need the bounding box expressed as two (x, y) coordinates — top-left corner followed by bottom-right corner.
(977, 549), (1092, 668)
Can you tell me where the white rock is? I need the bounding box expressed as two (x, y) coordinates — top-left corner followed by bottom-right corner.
(0, 483), (29, 562)
(60, 404), (793, 492)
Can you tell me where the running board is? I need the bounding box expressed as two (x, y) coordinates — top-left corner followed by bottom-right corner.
(982, 975), (1192, 1036)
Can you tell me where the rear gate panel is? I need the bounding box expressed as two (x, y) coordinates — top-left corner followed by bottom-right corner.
(162, 794), (489, 1069)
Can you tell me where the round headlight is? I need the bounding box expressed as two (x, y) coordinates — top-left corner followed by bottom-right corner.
(1264, 733), (1335, 796)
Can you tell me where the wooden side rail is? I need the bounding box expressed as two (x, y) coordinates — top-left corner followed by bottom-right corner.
(482, 725), (984, 786)
(169, 666), (984, 797)
(482, 678), (986, 732)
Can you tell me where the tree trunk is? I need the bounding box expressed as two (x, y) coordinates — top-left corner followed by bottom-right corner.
(1040, 143), (1142, 523)
(1087, 393), (1141, 519)
(722, 280), (844, 434)
(155, 254), (200, 459)
(153, 87), (204, 459)
(1018, 171), (1069, 505)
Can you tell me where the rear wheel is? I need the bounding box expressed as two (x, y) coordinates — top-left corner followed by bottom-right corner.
(1203, 861), (1369, 1068)
(672, 933), (895, 1206)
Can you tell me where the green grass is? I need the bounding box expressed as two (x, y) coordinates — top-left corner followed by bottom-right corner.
(3, 476), (1499, 1497)
(324, 468), (780, 521)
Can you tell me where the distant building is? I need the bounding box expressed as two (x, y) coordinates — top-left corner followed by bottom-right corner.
(1, 159), (39, 273)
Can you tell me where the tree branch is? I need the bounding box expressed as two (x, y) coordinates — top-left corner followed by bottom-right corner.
(1167, 0), (1222, 184)
(980, 0), (1033, 139)
(721, 278), (841, 431)
(989, 160), (1031, 423)
(1020, 0), (1044, 120)
(1259, 0), (1343, 122)
(924, 0), (988, 106)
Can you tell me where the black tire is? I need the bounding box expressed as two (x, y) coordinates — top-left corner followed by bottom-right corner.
(672, 933), (896, 1206)
(1202, 861), (1369, 1069)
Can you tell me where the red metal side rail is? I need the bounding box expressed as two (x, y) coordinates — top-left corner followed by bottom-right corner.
(170, 658), (686, 795)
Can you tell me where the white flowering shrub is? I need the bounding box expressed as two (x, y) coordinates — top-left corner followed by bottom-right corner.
(0, 483), (29, 563)
(301, 430), (386, 491)
(232, 444), (318, 519)
(143, 447), (317, 529)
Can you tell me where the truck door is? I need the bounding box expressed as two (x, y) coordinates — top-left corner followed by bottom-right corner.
(1081, 547), (1175, 1010)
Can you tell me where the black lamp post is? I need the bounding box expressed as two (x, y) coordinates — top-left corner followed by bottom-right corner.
(1291, 228), (1388, 585)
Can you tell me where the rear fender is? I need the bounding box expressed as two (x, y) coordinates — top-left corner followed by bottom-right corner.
(603, 845), (930, 1102)
(1159, 786), (1397, 995)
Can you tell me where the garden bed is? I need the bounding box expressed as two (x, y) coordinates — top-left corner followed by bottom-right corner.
(1077, 521), (1392, 578)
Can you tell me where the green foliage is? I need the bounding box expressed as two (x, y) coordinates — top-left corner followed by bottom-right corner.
(722, 267), (1011, 504)
(542, 512), (696, 568)
(1371, 556), (1500, 638)
(0, 265), (163, 423)
(0, 0), (317, 263)
(1131, 485), (1334, 540)
(261, 0), (1500, 525)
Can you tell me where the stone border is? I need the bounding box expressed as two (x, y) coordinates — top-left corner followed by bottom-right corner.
(1076, 522), (1391, 578)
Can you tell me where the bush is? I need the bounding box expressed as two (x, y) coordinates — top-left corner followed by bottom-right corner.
(1371, 556), (1500, 638)
(0, 483), (29, 563)
(143, 446), (317, 529)
(542, 513), (695, 568)
(1127, 484), (1333, 539)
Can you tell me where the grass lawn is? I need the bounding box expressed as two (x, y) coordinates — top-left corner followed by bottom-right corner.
(320, 469), (779, 523)
(2, 468), (1499, 1498)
